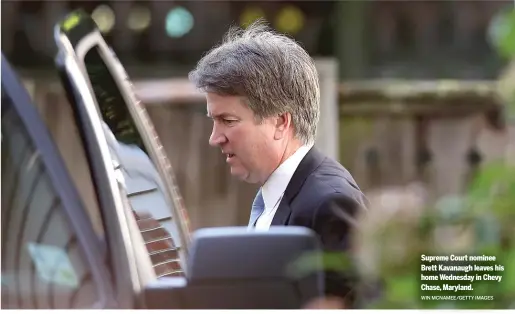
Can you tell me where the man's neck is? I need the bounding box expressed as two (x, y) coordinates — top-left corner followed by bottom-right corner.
(279, 140), (304, 166)
(260, 139), (307, 186)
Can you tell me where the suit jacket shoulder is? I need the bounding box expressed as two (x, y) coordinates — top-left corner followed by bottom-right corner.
(274, 147), (367, 226)
(301, 155), (367, 210)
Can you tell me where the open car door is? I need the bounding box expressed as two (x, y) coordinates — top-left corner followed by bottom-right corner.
(52, 9), (193, 308)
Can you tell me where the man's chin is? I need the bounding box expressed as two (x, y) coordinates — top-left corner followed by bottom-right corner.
(230, 168), (257, 184)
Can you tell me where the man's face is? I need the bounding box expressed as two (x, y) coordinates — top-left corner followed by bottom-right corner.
(206, 93), (282, 184)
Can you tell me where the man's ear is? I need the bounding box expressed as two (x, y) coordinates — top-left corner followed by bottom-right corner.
(274, 112), (292, 140)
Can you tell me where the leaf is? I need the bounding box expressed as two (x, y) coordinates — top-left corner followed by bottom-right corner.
(384, 275), (418, 305)
(499, 248), (515, 295)
(488, 7), (515, 60)
(467, 162), (515, 218)
(474, 213), (501, 247)
(286, 251), (352, 279)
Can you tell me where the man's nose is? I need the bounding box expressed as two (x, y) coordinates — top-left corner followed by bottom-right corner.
(209, 125), (227, 147)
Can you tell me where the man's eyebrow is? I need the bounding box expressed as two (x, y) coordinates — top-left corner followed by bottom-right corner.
(206, 113), (237, 119)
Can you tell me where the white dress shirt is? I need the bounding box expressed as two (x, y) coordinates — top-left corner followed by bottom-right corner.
(254, 144), (314, 230)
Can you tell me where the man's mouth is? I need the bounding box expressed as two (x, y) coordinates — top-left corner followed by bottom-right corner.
(224, 152), (236, 162)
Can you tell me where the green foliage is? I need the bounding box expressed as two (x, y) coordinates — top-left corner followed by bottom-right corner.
(286, 251), (352, 279)
(489, 7), (515, 60)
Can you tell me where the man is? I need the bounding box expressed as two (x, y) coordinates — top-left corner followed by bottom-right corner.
(188, 21), (368, 306)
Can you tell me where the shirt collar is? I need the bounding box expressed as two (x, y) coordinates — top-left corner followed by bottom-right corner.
(262, 143), (313, 209)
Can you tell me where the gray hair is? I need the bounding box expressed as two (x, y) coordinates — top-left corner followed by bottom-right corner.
(188, 20), (320, 144)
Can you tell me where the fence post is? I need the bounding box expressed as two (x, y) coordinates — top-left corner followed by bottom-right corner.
(315, 58), (339, 161)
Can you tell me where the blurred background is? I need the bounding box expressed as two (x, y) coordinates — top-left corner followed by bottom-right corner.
(1, 0), (511, 78)
(2, 0), (515, 309)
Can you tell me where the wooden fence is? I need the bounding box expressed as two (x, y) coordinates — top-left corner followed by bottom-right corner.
(337, 80), (510, 201)
(25, 78), (510, 231)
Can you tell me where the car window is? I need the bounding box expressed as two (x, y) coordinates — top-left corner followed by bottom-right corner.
(30, 85), (105, 237)
(81, 45), (186, 277)
(1, 90), (102, 309)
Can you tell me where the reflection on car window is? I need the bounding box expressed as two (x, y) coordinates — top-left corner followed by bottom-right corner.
(82, 46), (185, 278)
(1, 90), (101, 309)
(34, 85), (105, 237)
(84, 46), (144, 150)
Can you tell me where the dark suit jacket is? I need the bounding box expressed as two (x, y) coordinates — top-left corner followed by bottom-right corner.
(269, 147), (368, 306)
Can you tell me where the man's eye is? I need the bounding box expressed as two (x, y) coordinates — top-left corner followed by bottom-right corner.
(223, 119), (236, 124)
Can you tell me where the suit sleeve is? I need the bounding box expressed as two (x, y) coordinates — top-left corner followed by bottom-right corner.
(311, 192), (362, 306)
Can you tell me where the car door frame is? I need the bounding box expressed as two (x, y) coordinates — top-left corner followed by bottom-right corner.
(1, 53), (118, 309)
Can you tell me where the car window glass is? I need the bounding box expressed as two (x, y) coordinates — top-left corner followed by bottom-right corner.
(82, 46), (185, 277)
(25, 81), (105, 237)
(1, 89), (103, 309)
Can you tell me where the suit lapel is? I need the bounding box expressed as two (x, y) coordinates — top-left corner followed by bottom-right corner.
(271, 199), (292, 226)
(271, 147), (326, 226)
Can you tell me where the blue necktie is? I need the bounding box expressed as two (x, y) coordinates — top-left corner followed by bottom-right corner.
(248, 189), (265, 227)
